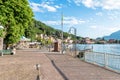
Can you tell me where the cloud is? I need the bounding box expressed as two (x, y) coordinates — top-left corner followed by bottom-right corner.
(108, 27), (120, 32)
(82, 0), (96, 8)
(43, 20), (60, 25)
(90, 25), (97, 29)
(106, 24), (120, 32)
(55, 5), (61, 9)
(96, 12), (103, 16)
(74, 0), (82, 6)
(89, 25), (120, 37)
(41, 3), (57, 12)
(102, 0), (120, 10)
(30, 3), (43, 12)
(30, 2), (61, 12)
(67, 0), (72, 3)
(42, 16), (86, 26)
(73, 0), (120, 10)
(107, 11), (120, 20)
(64, 16), (86, 25)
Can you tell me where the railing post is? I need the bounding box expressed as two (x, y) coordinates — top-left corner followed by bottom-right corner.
(83, 52), (86, 61)
(104, 53), (108, 68)
(93, 52), (96, 64)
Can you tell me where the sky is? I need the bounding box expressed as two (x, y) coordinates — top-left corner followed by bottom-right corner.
(29, 0), (120, 39)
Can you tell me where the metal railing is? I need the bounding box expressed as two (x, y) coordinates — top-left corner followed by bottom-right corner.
(66, 44), (120, 73)
(82, 51), (120, 73)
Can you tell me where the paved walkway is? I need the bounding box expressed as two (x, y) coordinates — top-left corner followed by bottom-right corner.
(0, 49), (63, 80)
(1, 48), (120, 80)
(46, 53), (120, 80)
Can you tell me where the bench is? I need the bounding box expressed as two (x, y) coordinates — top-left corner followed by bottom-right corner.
(0, 49), (14, 56)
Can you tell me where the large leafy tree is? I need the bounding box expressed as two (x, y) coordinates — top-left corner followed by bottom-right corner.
(25, 19), (37, 41)
(0, 0), (33, 45)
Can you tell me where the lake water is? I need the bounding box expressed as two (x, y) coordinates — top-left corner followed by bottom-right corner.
(77, 44), (120, 55)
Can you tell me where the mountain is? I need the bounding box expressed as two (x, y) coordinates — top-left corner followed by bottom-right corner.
(103, 30), (120, 40)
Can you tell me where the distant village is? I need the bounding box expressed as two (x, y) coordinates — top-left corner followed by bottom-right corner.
(4, 32), (119, 51)
(37, 34), (120, 44)
(39, 33), (120, 43)
(77, 37), (120, 44)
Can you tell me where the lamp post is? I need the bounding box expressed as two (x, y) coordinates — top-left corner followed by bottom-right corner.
(68, 27), (77, 57)
(61, 12), (64, 54)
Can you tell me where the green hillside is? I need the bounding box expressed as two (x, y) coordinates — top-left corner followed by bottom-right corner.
(25, 19), (81, 41)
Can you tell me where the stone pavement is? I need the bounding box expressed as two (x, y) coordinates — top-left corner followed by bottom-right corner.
(0, 48), (120, 80)
(46, 53), (120, 80)
(0, 49), (64, 80)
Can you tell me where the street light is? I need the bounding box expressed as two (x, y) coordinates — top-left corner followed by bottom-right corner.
(61, 12), (64, 54)
(68, 27), (77, 57)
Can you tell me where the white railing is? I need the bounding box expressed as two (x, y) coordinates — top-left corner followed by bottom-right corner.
(83, 51), (120, 73)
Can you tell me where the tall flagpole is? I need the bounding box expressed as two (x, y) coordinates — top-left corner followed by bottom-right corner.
(61, 11), (63, 54)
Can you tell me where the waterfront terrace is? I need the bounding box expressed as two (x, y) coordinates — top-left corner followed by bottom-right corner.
(0, 48), (120, 80)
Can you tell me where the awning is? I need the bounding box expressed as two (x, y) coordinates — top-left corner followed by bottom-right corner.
(20, 36), (30, 41)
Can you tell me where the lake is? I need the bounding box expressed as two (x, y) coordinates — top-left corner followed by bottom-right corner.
(77, 44), (120, 55)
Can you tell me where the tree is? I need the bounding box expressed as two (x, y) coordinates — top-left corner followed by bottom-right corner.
(0, 0), (33, 45)
(25, 19), (37, 41)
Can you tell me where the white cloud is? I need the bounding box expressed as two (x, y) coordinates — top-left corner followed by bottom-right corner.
(96, 12), (103, 16)
(30, 2), (61, 12)
(55, 5), (61, 9)
(106, 24), (120, 32)
(90, 25), (97, 29)
(88, 25), (120, 38)
(30, 3), (43, 12)
(41, 4), (57, 12)
(82, 0), (95, 8)
(107, 11), (120, 20)
(43, 20), (60, 25)
(63, 16), (86, 25)
(101, 25), (120, 32)
(108, 27), (120, 32)
(43, 16), (86, 26)
(73, 0), (120, 10)
(102, 0), (120, 10)
(74, 0), (82, 6)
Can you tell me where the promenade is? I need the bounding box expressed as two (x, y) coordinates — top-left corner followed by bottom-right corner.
(0, 48), (120, 80)
(47, 53), (120, 80)
(0, 49), (64, 80)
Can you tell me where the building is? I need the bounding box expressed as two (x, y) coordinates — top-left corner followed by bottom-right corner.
(84, 37), (95, 44)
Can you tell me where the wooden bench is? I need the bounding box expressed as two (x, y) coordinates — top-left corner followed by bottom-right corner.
(0, 49), (13, 56)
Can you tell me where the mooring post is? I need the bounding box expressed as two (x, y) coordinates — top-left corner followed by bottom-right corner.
(36, 64), (41, 80)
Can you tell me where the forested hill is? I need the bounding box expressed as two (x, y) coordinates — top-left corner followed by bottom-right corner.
(25, 20), (81, 40)
(30, 20), (80, 38)
(35, 20), (60, 36)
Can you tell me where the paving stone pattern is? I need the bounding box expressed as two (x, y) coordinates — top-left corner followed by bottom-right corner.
(47, 53), (120, 80)
(1, 48), (120, 80)
(0, 49), (64, 80)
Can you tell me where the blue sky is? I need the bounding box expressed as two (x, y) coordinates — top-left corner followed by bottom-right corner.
(29, 0), (120, 39)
